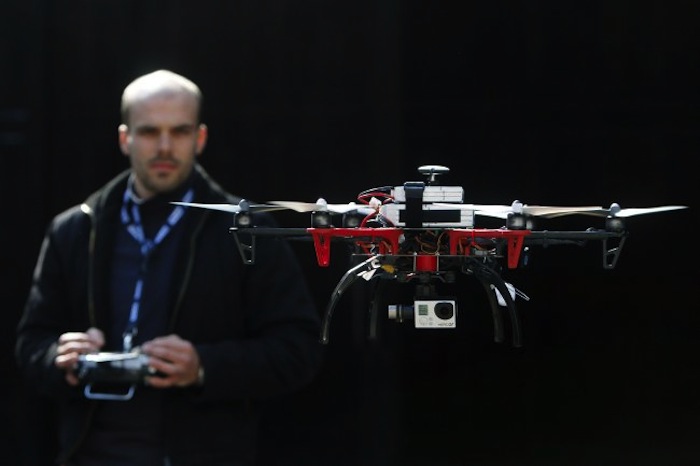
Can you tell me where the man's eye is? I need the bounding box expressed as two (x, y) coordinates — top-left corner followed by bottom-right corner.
(137, 128), (159, 137)
(172, 127), (195, 136)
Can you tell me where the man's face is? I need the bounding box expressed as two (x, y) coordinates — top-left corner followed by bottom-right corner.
(118, 92), (207, 199)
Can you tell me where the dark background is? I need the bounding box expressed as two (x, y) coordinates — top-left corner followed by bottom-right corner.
(2, 1), (697, 465)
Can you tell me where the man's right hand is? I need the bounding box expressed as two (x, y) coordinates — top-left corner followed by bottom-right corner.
(55, 327), (105, 386)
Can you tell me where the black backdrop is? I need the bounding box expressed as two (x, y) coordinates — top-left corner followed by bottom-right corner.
(2, 2), (698, 465)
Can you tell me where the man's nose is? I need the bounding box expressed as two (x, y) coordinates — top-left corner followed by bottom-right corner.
(158, 132), (173, 152)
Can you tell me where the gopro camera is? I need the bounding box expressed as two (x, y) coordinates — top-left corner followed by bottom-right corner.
(388, 299), (457, 328)
(76, 352), (155, 400)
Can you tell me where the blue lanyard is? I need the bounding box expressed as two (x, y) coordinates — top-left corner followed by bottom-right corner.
(119, 182), (193, 351)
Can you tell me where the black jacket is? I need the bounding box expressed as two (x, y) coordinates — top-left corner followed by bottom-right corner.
(15, 164), (323, 465)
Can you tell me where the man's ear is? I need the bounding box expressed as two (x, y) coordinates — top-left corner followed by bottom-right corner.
(196, 123), (208, 156)
(118, 124), (129, 155)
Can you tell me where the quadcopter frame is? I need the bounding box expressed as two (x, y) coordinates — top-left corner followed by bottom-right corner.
(229, 223), (627, 347)
(176, 164), (683, 348)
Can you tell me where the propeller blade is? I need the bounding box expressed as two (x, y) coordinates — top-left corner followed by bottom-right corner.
(614, 205), (688, 218)
(572, 203), (689, 218)
(170, 202), (284, 213)
(268, 199), (374, 215)
(433, 202), (603, 219)
(520, 206), (611, 218)
(435, 201), (688, 219)
(267, 200), (323, 212)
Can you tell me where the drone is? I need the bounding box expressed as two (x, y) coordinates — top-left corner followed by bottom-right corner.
(173, 165), (687, 348)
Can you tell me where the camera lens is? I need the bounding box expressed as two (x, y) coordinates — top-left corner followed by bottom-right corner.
(433, 302), (454, 320)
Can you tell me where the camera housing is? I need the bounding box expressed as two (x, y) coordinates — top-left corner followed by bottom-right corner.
(388, 299), (457, 328)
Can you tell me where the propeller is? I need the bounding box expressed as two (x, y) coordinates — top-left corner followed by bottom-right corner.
(433, 200), (604, 219)
(562, 202), (688, 218)
(434, 200), (689, 219)
(170, 200), (285, 214)
(268, 198), (375, 215)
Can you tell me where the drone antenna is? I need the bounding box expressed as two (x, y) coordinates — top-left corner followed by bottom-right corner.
(417, 165), (449, 185)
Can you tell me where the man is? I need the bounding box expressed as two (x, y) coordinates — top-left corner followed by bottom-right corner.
(15, 69), (323, 466)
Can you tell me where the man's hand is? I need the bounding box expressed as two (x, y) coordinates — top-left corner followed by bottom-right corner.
(55, 327), (105, 386)
(141, 334), (202, 388)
